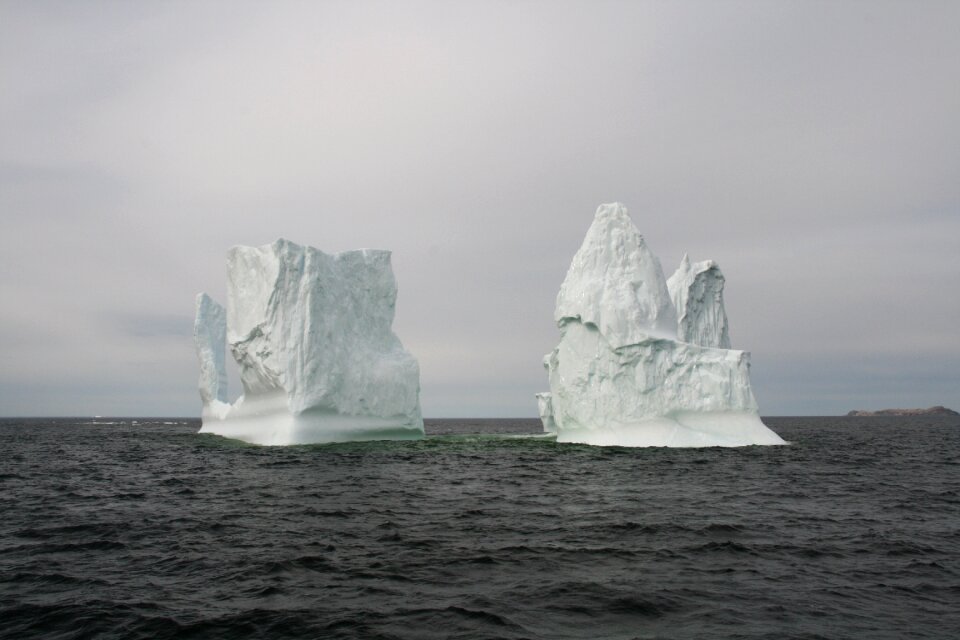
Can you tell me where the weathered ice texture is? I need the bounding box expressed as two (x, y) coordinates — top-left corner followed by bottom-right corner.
(536, 392), (557, 434)
(538, 203), (784, 447)
(666, 254), (731, 349)
(555, 202), (677, 345)
(194, 239), (423, 445)
(194, 294), (230, 420)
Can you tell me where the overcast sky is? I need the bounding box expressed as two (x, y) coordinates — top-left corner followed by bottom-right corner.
(1, 0), (957, 418)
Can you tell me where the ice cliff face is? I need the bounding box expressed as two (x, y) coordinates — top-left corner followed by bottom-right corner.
(194, 293), (230, 420)
(539, 203), (784, 447)
(536, 392), (557, 434)
(194, 239), (423, 445)
(666, 254), (731, 349)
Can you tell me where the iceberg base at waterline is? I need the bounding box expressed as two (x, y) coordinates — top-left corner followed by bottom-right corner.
(198, 415), (423, 447)
(197, 392), (424, 446)
(552, 411), (783, 448)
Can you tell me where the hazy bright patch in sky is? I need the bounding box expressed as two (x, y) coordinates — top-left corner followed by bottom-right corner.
(1, 0), (957, 417)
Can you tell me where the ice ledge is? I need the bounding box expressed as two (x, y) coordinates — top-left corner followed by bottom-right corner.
(555, 411), (787, 447)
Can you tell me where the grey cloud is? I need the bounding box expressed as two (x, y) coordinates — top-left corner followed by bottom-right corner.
(113, 313), (193, 339)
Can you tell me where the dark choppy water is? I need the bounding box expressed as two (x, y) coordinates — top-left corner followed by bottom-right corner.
(1, 416), (958, 639)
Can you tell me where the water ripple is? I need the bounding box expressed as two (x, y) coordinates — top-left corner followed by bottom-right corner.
(1, 416), (958, 639)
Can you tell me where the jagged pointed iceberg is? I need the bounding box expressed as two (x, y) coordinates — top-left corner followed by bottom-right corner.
(538, 203), (784, 447)
(194, 239), (424, 445)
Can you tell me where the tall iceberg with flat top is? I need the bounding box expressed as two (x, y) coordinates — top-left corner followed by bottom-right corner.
(194, 239), (424, 445)
(537, 203), (784, 447)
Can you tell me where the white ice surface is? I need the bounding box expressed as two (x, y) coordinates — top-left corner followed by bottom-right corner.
(555, 202), (677, 345)
(195, 239), (423, 445)
(194, 293), (230, 421)
(536, 392), (557, 433)
(540, 203), (784, 448)
(666, 254), (731, 349)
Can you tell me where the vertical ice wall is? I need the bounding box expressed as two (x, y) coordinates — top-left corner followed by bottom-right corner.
(194, 239), (424, 445)
(194, 293), (230, 420)
(666, 255), (732, 349)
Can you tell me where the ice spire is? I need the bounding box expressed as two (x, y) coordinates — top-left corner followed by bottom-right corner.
(667, 255), (731, 349)
(555, 203), (677, 346)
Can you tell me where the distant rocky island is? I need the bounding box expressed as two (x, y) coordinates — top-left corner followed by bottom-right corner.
(847, 406), (958, 417)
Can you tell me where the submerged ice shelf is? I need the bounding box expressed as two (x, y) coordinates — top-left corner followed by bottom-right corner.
(537, 203), (784, 447)
(194, 239), (423, 445)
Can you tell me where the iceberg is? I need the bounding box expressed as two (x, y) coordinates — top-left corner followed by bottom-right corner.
(194, 239), (424, 445)
(538, 203), (784, 447)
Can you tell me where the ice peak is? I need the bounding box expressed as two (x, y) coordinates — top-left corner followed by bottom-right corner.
(593, 201), (631, 223)
(555, 202), (677, 346)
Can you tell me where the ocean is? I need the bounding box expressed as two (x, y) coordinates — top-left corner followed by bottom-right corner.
(1, 416), (958, 639)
